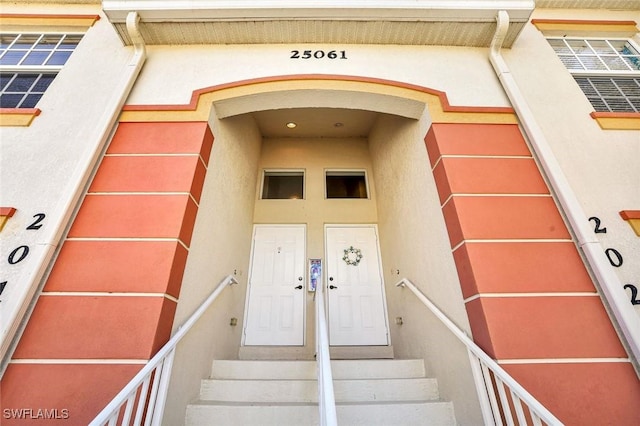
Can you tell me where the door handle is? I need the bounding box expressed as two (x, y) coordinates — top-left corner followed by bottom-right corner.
(295, 285), (303, 289)
(329, 285), (338, 290)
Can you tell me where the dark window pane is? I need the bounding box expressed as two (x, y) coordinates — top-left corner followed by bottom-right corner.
(46, 51), (72, 66)
(326, 172), (368, 199)
(6, 74), (38, 92)
(0, 93), (24, 108)
(21, 93), (43, 108)
(262, 172), (304, 199)
(0, 73), (15, 90)
(32, 74), (56, 92)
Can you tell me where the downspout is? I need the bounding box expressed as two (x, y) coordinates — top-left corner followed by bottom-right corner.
(0, 11), (147, 376)
(489, 10), (640, 374)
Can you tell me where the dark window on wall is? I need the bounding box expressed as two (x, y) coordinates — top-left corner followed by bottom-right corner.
(0, 33), (83, 108)
(547, 37), (640, 112)
(326, 171), (368, 199)
(262, 171), (304, 199)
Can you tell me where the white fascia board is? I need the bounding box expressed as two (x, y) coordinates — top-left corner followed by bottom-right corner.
(102, 0), (535, 23)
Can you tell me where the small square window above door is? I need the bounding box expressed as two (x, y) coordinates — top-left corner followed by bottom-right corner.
(261, 170), (304, 199)
(326, 170), (368, 199)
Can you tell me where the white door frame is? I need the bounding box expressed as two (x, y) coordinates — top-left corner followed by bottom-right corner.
(324, 224), (390, 346)
(242, 224), (307, 346)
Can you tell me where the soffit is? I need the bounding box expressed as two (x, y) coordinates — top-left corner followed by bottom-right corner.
(101, 1), (534, 47)
(535, 0), (639, 9)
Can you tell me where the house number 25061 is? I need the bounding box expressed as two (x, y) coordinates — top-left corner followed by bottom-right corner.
(290, 50), (347, 59)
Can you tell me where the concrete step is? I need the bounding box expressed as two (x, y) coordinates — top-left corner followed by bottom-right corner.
(210, 359), (426, 380)
(185, 359), (456, 426)
(186, 401), (456, 426)
(199, 377), (440, 403)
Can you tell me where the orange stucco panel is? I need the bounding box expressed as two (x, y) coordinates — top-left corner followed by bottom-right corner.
(442, 196), (571, 248)
(465, 296), (627, 360)
(453, 241), (596, 297)
(12, 296), (177, 360)
(0, 364), (141, 426)
(503, 362), (640, 426)
(68, 194), (198, 246)
(44, 240), (188, 298)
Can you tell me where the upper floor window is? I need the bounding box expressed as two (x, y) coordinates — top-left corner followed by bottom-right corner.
(0, 33), (82, 108)
(547, 38), (640, 113)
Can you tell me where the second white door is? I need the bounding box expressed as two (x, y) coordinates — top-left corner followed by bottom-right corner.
(326, 225), (389, 346)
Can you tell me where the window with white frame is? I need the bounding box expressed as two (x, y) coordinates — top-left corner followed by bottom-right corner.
(547, 38), (640, 113)
(0, 33), (83, 108)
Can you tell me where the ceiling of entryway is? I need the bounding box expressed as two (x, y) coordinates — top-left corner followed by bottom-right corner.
(252, 108), (378, 138)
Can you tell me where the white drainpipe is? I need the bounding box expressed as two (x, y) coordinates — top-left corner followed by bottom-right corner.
(489, 10), (640, 373)
(0, 12), (147, 376)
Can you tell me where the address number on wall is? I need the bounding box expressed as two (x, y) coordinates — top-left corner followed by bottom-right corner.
(290, 50), (347, 59)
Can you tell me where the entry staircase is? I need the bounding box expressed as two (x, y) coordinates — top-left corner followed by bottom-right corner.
(185, 358), (456, 426)
(90, 276), (563, 426)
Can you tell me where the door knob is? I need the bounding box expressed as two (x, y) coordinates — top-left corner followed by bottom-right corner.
(329, 285), (338, 289)
(295, 285), (303, 290)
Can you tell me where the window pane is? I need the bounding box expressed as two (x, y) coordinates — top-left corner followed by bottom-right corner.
(326, 172), (368, 199)
(12, 34), (39, 49)
(567, 39), (592, 54)
(0, 73), (15, 90)
(558, 55), (584, 70)
(549, 39), (571, 55)
(22, 50), (50, 66)
(59, 35), (82, 49)
(0, 93), (24, 108)
(0, 34), (18, 49)
(34, 35), (62, 50)
(262, 172), (304, 199)
(578, 55), (607, 70)
(45, 51), (72, 66)
(32, 74), (56, 92)
(6, 74), (38, 92)
(588, 40), (615, 55)
(0, 50), (27, 65)
(21, 93), (42, 108)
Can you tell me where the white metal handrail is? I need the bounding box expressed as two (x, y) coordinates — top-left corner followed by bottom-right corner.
(315, 281), (338, 425)
(90, 274), (238, 426)
(396, 278), (563, 426)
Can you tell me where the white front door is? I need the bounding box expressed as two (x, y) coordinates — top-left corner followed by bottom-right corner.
(244, 225), (306, 346)
(326, 225), (389, 346)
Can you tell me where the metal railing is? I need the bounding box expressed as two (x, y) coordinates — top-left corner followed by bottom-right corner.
(90, 275), (239, 426)
(315, 281), (338, 426)
(396, 278), (563, 426)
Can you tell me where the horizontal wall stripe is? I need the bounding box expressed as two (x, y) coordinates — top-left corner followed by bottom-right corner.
(41, 292), (178, 302)
(497, 358), (630, 365)
(464, 293), (599, 303)
(441, 193), (552, 208)
(10, 359), (148, 365)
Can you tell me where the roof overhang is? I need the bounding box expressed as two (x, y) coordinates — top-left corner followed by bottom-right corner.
(102, 0), (535, 47)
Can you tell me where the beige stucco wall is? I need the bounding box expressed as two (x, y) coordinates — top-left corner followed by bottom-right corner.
(368, 113), (482, 425)
(162, 113), (262, 426)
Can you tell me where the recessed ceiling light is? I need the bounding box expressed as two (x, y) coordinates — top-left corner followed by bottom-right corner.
(286, 122), (297, 129)
(334, 122), (344, 127)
